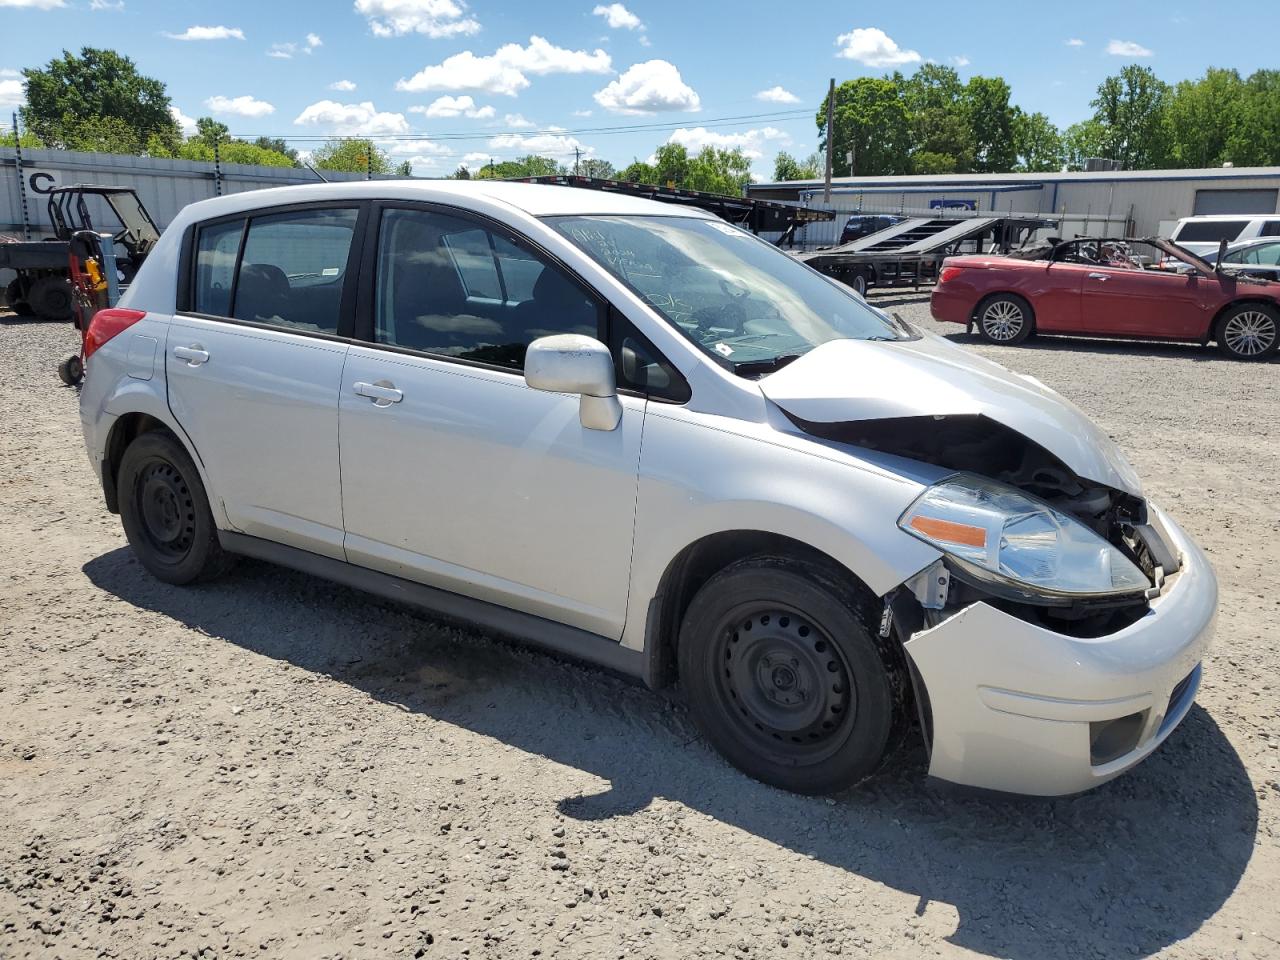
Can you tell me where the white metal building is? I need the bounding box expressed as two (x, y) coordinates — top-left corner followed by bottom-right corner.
(747, 166), (1280, 247)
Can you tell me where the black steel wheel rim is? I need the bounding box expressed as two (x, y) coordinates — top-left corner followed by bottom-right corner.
(135, 459), (196, 561)
(710, 603), (857, 763)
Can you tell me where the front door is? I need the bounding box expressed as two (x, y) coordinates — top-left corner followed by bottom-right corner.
(1078, 261), (1211, 339)
(337, 205), (644, 639)
(166, 205), (362, 559)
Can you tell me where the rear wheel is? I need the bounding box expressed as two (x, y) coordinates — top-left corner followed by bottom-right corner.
(976, 293), (1034, 345)
(678, 556), (907, 794)
(57, 355), (83, 385)
(28, 275), (73, 322)
(1216, 303), (1279, 361)
(118, 431), (234, 584)
(849, 272), (868, 297)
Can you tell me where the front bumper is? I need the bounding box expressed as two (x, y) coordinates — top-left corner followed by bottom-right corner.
(904, 504), (1217, 796)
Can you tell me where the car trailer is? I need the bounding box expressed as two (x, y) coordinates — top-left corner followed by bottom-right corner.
(513, 174), (834, 244)
(796, 215), (1057, 296)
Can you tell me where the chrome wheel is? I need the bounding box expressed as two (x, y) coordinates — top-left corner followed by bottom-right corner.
(981, 299), (1024, 341)
(1223, 310), (1277, 357)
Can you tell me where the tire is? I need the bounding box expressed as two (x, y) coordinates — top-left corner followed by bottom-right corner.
(677, 556), (909, 794)
(117, 431), (234, 585)
(975, 293), (1034, 345)
(57, 354), (83, 386)
(849, 272), (868, 298)
(28, 275), (73, 322)
(1215, 303), (1279, 361)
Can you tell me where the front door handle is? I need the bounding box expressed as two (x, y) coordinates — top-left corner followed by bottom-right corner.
(173, 344), (209, 365)
(1086, 273), (1111, 282)
(353, 380), (403, 406)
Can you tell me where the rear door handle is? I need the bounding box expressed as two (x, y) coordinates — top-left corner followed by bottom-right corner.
(1087, 273), (1111, 282)
(173, 344), (209, 365)
(353, 380), (403, 406)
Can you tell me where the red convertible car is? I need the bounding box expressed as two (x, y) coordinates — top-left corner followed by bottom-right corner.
(930, 237), (1280, 361)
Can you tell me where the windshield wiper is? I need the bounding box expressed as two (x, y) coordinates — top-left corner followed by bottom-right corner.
(731, 353), (805, 376)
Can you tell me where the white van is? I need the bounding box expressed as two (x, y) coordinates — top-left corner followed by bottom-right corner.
(1168, 214), (1280, 256)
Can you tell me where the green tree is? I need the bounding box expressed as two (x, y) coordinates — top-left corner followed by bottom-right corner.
(195, 116), (230, 146)
(253, 136), (299, 164)
(1013, 111), (1063, 172)
(451, 164), (472, 179)
(578, 158), (616, 179)
(1229, 69), (1280, 166)
(902, 64), (972, 172)
(311, 138), (398, 174)
(772, 150), (820, 181)
(21, 47), (179, 152)
(653, 143), (691, 186)
(474, 155), (564, 179)
(817, 77), (912, 176)
(0, 129), (44, 149)
(619, 160), (657, 184)
(964, 75), (1018, 172)
(684, 146), (752, 195)
(1061, 119), (1108, 170)
(1090, 65), (1170, 168)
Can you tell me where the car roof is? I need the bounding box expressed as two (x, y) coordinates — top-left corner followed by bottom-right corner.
(174, 179), (719, 224)
(1176, 214), (1280, 222)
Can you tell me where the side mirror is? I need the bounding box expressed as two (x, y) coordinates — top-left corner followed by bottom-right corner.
(524, 334), (622, 431)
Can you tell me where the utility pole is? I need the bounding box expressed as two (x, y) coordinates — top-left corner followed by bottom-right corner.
(823, 77), (835, 205)
(573, 146), (582, 176)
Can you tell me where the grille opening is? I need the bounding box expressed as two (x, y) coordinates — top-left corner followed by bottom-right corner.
(1090, 711), (1148, 766)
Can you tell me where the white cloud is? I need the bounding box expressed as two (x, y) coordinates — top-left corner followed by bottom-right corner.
(1065, 38), (1085, 47)
(0, 0), (65, 7)
(205, 94), (276, 118)
(411, 94), (495, 118)
(592, 3), (642, 30)
(329, 79), (357, 91)
(489, 131), (592, 158)
(1107, 38), (1153, 57)
(462, 151), (490, 167)
(166, 25), (245, 41)
(294, 99), (410, 136)
(667, 125), (790, 160)
(571, 108), (592, 117)
(0, 76), (24, 107)
(268, 42), (297, 59)
(169, 105), (197, 135)
(504, 112), (536, 128)
(396, 36), (611, 96)
(381, 138), (450, 158)
(834, 27), (920, 67)
(638, 34), (650, 47)
(355, 0), (480, 39)
(90, 0), (124, 10)
(755, 85), (798, 104)
(950, 55), (970, 67)
(594, 59), (700, 114)
(306, 33), (322, 50)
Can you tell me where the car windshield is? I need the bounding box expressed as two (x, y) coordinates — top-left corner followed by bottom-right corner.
(547, 214), (913, 375)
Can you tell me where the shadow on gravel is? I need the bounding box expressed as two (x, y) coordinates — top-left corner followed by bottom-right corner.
(939, 329), (1280, 364)
(85, 547), (1257, 960)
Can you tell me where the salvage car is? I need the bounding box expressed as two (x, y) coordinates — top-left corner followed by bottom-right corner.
(79, 182), (1216, 796)
(932, 236), (1280, 360)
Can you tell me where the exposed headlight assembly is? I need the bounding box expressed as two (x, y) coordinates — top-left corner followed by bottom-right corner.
(898, 474), (1150, 603)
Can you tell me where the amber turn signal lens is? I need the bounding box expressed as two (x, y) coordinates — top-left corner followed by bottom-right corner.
(909, 515), (986, 548)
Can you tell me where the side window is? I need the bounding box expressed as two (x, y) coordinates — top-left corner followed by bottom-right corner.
(194, 219), (244, 316)
(610, 309), (690, 403)
(1257, 242), (1280, 265)
(233, 208), (358, 333)
(374, 208), (601, 371)
(1260, 221), (1280, 237)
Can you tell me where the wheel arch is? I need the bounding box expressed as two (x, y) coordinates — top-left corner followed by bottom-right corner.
(971, 290), (1036, 325)
(101, 411), (208, 515)
(1208, 297), (1280, 342)
(642, 529), (884, 690)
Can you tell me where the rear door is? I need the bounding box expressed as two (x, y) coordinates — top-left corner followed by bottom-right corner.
(166, 204), (365, 559)
(1032, 259), (1088, 331)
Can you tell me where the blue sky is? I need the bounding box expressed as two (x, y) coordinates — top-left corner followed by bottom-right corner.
(1, 0), (1277, 177)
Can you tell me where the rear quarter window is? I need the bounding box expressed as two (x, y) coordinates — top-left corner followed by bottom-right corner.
(1174, 220), (1249, 243)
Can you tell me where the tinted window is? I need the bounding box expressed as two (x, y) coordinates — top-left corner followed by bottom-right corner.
(194, 219), (244, 316)
(1229, 242), (1280, 266)
(1174, 220), (1248, 243)
(374, 208), (600, 370)
(233, 208), (358, 333)
(1261, 221), (1280, 237)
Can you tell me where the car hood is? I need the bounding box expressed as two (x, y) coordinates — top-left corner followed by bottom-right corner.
(759, 333), (1143, 496)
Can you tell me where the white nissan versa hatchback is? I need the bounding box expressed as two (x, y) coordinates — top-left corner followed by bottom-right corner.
(79, 181), (1217, 796)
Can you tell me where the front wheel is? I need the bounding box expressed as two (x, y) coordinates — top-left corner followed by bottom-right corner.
(1216, 303), (1279, 361)
(117, 431), (234, 584)
(976, 293), (1034, 345)
(57, 354), (83, 385)
(678, 557), (908, 794)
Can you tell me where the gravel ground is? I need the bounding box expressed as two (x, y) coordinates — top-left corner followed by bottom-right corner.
(1, 295), (1278, 960)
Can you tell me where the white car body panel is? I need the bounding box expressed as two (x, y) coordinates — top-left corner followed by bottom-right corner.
(83, 180), (1221, 797)
(339, 345), (645, 639)
(1168, 214), (1280, 257)
(759, 332), (1143, 496)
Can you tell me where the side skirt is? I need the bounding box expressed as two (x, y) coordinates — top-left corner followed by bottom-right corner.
(218, 531), (650, 685)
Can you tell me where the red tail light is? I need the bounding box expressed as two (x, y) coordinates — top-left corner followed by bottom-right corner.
(938, 266), (964, 284)
(84, 308), (146, 361)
